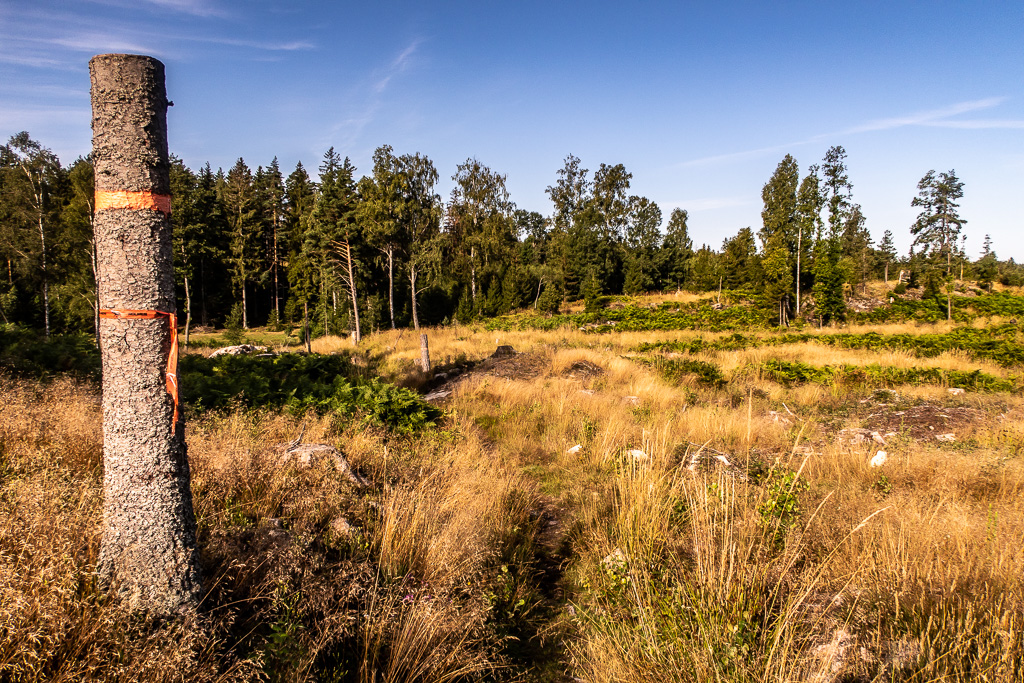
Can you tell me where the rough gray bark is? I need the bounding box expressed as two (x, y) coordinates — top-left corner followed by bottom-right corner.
(420, 333), (430, 372)
(90, 54), (201, 614)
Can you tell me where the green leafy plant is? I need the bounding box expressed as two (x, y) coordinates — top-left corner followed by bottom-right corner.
(758, 466), (808, 547)
(179, 353), (441, 433)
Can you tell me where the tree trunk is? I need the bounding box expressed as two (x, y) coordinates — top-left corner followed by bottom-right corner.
(795, 227), (802, 316)
(420, 333), (430, 372)
(386, 246), (395, 329)
(183, 273), (192, 349)
(241, 280), (248, 329)
(341, 239), (360, 343)
(303, 300), (311, 352)
(200, 257), (208, 326)
(37, 210), (50, 339)
(410, 264), (420, 331)
(470, 246), (477, 303)
(90, 53), (200, 614)
(273, 209), (280, 318)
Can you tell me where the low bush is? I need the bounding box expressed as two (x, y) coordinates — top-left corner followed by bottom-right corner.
(637, 324), (1024, 368)
(635, 356), (727, 387)
(180, 353), (441, 434)
(756, 358), (1018, 392)
(0, 325), (100, 380)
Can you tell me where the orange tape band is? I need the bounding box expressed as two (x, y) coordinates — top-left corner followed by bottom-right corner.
(100, 308), (179, 428)
(95, 190), (172, 215)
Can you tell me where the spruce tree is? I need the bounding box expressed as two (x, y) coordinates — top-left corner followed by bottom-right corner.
(222, 158), (262, 328)
(760, 154), (800, 319)
(813, 146), (852, 325)
(660, 208), (693, 290)
(878, 229), (897, 283)
(622, 195), (662, 294)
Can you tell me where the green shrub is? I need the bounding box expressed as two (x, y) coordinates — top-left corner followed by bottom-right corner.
(180, 353), (441, 433)
(536, 283), (562, 314)
(224, 303), (245, 345)
(637, 356), (726, 387)
(0, 325), (100, 380)
(756, 358), (1018, 392)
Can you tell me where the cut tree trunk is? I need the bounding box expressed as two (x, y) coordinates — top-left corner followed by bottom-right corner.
(420, 333), (430, 372)
(90, 53), (201, 614)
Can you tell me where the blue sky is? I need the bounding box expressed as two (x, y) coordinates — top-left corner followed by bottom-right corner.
(2, 0), (1022, 259)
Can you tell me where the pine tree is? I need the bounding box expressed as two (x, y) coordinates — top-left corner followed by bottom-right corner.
(762, 233), (793, 326)
(841, 203), (871, 294)
(622, 195), (661, 294)
(911, 169), (966, 320)
(222, 158), (262, 328)
(359, 145), (405, 329)
(310, 148), (359, 339)
(878, 229), (897, 283)
(660, 208), (693, 290)
(721, 227), (761, 290)
(813, 146), (851, 325)
(259, 157), (287, 319)
(978, 234), (997, 290)
(760, 154), (800, 319)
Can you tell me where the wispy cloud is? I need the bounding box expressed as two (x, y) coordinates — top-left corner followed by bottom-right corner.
(373, 39), (421, 93)
(321, 40), (424, 153)
(679, 97), (1016, 167)
(842, 97), (1006, 134)
(185, 36), (315, 51)
(48, 34), (164, 56)
(921, 118), (1024, 129)
(84, 0), (229, 18)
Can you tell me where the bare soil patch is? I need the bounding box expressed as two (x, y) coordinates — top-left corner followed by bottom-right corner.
(423, 347), (548, 401)
(863, 402), (984, 441)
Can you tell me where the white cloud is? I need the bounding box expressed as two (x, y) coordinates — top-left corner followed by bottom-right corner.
(842, 97), (1006, 134)
(373, 39), (421, 93)
(678, 97), (1015, 168)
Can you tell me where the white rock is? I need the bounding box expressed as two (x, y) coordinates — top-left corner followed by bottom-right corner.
(566, 444), (582, 455)
(330, 516), (358, 537)
(869, 450), (887, 468)
(210, 343), (268, 358)
(936, 433), (956, 442)
(948, 387), (965, 396)
(601, 548), (627, 572)
(626, 448), (648, 460)
(423, 388), (453, 402)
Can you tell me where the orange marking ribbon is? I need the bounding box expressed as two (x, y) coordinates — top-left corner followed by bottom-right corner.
(95, 190), (172, 215)
(99, 308), (179, 427)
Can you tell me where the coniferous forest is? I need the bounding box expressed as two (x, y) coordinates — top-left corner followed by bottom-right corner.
(3, 132), (1020, 341)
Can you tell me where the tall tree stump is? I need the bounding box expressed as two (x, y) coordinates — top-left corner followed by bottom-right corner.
(90, 54), (201, 613)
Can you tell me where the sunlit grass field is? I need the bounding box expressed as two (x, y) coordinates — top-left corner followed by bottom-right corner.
(3, 285), (1024, 681)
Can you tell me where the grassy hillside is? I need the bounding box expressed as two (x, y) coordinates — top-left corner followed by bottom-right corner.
(3, 286), (1024, 681)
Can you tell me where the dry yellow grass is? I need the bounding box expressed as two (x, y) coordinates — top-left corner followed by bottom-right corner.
(5, 294), (1024, 681)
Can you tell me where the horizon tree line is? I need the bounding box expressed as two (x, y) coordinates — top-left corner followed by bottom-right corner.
(2, 131), (1020, 340)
